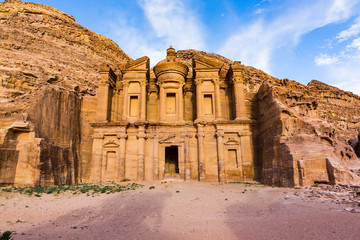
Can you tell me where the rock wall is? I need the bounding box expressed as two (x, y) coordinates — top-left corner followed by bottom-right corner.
(255, 79), (360, 187)
(26, 87), (82, 185)
(0, 0), (131, 186)
(0, 0), (131, 118)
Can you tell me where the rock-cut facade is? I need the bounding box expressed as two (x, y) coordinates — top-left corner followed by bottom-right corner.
(90, 47), (255, 183)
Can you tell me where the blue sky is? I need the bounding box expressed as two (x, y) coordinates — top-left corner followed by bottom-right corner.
(8, 0), (360, 94)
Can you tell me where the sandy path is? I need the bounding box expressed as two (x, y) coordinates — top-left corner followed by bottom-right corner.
(1, 182), (360, 240)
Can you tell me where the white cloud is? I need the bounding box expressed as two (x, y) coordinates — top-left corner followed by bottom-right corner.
(219, 0), (359, 73)
(315, 54), (340, 66)
(108, 0), (205, 66)
(255, 8), (264, 14)
(348, 37), (360, 50)
(138, 0), (205, 51)
(331, 61), (360, 95)
(336, 16), (360, 42)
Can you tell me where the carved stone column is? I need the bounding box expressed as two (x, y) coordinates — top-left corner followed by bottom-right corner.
(196, 124), (206, 181)
(178, 82), (185, 121)
(182, 132), (191, 181)
(90, 132), (104, 182)
(117, 130), (127, 179)
(137, 126), (147, 181)
(159, 83), (166, 121)
(139, 81), (147, 121)
(232, 77), (247, 120)
(97, 65), (116, 122)
(195, 79), (203, 120)
(122, 81), (129, 120)
(216, 129), (225, 182)
(149, 132), (159, 180)
(96, 82), (110, 122)
(214, 78), (222, 119)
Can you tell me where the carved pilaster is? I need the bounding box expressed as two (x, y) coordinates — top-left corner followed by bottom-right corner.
(231, 73), (247, 120)
(216, 129), (225, 182)
(196, 124), (206, 181)
(137, 127), (147, 181)
(122, 80), (129, 120)
(149, 132), (160, 180)
(213, 77), (222, 120)
(195, 79), (203, 120)
(181, 132), (192, 181)
(139, 80), (147, 121)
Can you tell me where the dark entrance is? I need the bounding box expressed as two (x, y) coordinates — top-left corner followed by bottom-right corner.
(165, 146), (179, 174)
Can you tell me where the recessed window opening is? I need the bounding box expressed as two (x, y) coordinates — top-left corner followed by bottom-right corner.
(166, 93), (176, 114)
(228, 149), (238, 168)
(129, 96), (139, 117)
(204, 94), (213, 115)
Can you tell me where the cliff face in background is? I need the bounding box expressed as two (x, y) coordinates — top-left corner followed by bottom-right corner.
(0, 0), (359, 187)
(255, 79), (360, 186)
(0, 0), (131, 185)
(0, 0), (131, 118)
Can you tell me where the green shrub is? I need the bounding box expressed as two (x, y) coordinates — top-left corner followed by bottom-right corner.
(0, 183), (143, 197)
(0, 231), (13, 240)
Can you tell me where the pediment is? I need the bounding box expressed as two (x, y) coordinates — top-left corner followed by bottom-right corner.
(194, 55), (223, 69)
(104, 140), (119, 148)
(159, 134), (184, 144)
(125, 56), (150, 70)
(224, 137), (240, 145)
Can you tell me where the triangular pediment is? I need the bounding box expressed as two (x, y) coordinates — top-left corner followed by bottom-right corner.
(194, 55), (223, 69)
(124, 56), (150, 70)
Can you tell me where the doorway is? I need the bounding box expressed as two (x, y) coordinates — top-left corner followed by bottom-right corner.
(165, 146), (179, 174)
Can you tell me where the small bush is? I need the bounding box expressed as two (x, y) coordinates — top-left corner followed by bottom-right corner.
(0, 183), (143, 197)
(120, 178), (131, 182)
(0, 231), (13, 240)
(149, 186), (155, 190)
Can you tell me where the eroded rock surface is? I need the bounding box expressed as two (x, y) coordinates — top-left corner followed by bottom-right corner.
(0, 0), (130, 118)
(0, 1), (359, 187)
(0, 0), (130, 185)
(255, 78), (360, 186)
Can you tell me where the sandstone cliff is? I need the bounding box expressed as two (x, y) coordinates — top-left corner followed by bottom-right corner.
(0, 0), (359, 187)
(0, 0), (130, 118)
(172, 50), (360, 186)
(255, 79), (360, 186)
(0, 0), (131, 185)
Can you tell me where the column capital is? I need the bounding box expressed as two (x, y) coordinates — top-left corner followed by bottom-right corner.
(93, 132), (104, 139)
(156, 81), (165, 88)
(122, 80), (129, 88)
(181, 133), (193, 138)
(117, 133), (128, 139)
(137, 133), (148, 139)
(231, 77), (243, 85)
(216, 130), (225, 138)
(195, 78), (203, 85)
(195, 133), (205, 138)
(194, 120), (206, 126)
(148, 133), (160, 139)
(139, 80), (147, 87)
(212, 77), (221, 85)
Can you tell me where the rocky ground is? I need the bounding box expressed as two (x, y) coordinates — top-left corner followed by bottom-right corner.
(1, 181), (360, 240)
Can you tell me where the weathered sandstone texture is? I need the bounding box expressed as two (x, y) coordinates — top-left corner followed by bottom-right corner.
(0, 0), (130, 185)
(0, 0), (359, 187)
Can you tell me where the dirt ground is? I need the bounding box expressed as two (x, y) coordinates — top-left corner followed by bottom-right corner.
(1, 181), (360, 240)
